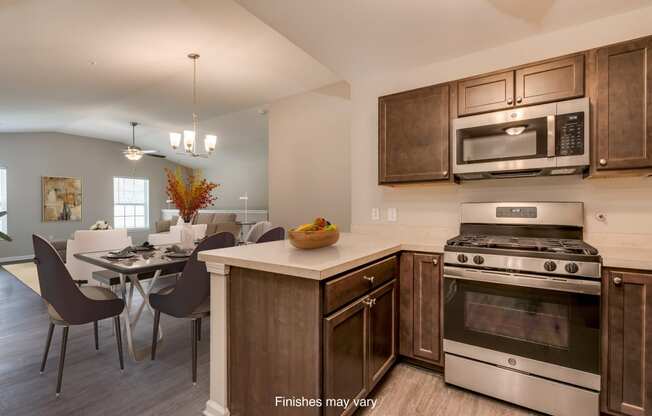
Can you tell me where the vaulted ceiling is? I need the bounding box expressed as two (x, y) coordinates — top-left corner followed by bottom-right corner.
(237, 0), (652, 80)
(0, 0), (338, 167)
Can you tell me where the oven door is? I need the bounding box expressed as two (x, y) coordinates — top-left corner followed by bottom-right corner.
(443, 266), (600, 389)
(452, 102), (557, 177)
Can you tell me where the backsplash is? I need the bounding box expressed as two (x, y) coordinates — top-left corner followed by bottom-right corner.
(352, 175), (652, 250)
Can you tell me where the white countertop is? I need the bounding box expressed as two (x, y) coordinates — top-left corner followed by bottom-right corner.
(198, 233), (406, 280)
(198, 232), (652, 279)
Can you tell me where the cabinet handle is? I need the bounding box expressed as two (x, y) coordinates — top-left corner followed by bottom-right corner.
(363, 275), (375, 284)
(432, 258), (439, 266)
(516, 96), (523, 104)
(507, 97), (513, 105)
(599, 158), (607, 166)
(362, 298), (376, 308)
(613, 276), (623, 286)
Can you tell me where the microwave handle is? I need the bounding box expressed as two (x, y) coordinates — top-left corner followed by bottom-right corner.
(547, 115), (556, 157)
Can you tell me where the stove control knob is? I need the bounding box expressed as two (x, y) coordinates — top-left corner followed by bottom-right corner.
(565, 263), (579, 274)
(544, 261), (557, 272)
(457, 254), (468, 263)
(473, 255), (484, 265)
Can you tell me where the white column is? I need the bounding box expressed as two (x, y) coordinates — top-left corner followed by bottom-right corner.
(203, 263), (230, 416)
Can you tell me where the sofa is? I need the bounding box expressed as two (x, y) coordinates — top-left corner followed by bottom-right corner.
(155, 212), (241, 240)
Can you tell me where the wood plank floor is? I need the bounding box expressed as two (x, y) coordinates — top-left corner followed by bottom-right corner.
(1, 265), (536, 416)
(358, 363), (537, 416)
(0, 266), (210, 416)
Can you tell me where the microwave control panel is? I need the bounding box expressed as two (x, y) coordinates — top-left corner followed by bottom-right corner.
(556, 112), (584, 156)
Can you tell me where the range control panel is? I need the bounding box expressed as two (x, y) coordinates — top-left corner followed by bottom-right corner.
(556, 112), (585, 156)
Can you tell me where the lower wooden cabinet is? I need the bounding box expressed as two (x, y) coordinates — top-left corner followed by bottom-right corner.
(603, 268), (652, 415)
(324, 280), (397, 416)
(399, 252), (443, 366)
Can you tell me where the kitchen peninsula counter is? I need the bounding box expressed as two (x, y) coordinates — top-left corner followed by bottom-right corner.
(198, 233), (410, 416)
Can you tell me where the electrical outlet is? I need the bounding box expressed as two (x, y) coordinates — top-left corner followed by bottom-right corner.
(371, 208), (380, 221)
(387, 208), (398, 222)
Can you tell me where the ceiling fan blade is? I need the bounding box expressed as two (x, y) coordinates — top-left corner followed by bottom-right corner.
(145, 153), (166, 159)
(141, 150), (158, 154)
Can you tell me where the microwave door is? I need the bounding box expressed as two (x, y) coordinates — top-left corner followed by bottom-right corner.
(453, 116), (556, 175)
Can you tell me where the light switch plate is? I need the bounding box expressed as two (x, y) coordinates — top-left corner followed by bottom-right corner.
(387, 208), (397, 222)
(371, 208), (380, 221)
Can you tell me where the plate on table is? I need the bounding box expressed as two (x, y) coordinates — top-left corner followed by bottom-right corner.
(105, 252), (136, 260)
(166, 251), (192, 258)
(133, 246), (155, 252)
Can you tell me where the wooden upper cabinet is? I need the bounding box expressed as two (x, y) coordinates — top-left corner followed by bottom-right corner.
(515, 55), (584, 106)
(457, 71), (514, 116)
(603, 269), (652, 416)
(596, 36), (652, 171)
(378, 84), (450, 184)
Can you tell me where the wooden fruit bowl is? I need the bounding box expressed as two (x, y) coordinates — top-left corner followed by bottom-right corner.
(288, 229), (340, 249)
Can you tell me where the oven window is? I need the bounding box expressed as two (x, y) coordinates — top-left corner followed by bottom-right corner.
(457, 116), (548, 164)
(444, 278), (600, 374)
(464, 291), (569, 349)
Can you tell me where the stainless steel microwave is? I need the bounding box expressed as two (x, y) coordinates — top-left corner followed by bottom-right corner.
(451, 97), (589, 180)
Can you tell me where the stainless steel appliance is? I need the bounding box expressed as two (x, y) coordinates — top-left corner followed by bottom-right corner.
(452, 98), (589, 180)
(443, 202), (601, 416)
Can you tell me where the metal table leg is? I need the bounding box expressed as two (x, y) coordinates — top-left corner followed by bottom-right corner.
(118, 271), (164, 362)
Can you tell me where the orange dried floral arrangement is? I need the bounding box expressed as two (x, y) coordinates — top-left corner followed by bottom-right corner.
(165, 168), (219, 222)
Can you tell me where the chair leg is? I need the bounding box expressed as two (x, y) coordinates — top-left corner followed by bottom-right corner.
(196, 318), (201, 342)
(40, 322), (55, 374)
(151, 310), (161, 360)
(113, 316), (124, 371)
(93, 321), (99, 350)
(56, 326), (69, 398)
(191, 319), (197, 385)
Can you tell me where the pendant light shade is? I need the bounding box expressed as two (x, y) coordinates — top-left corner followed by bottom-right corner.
(183, 130), (196, 151)
(169, 132), (182, 149)
(204, 134), (217, 153)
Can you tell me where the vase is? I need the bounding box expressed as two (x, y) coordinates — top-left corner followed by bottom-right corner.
(180, 223), (195, 249)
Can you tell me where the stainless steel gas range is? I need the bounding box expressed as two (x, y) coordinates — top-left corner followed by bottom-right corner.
(443, 202), (601, 416)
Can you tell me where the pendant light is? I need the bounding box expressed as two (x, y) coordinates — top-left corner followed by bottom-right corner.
(169, 53), (217, 157)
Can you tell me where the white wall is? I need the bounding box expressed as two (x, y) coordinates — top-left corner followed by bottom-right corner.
(0, 132), (188, 259)
(350, 6), (652, 249)
(198, 108), (268, 210)
(268, 82), (351, 231)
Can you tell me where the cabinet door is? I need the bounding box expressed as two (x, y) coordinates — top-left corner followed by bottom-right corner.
(324, 299), (368, 416)
(412, 253), (443, 365)
(604, 270), (652, 416)
(457, 71), (514, 116)
(515, 54), (584, 106)
(367, 280), (397, 389)
(596, 37), (652, 170)
(378, 84), (450, 183)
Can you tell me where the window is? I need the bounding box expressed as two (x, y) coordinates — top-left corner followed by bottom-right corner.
(113, 177), (149, 229)
(0, 168), (6, 234)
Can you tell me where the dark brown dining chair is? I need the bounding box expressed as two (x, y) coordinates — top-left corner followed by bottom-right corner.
(149, 232), (236, 384)
(256, 226), (285, 243)
(32, 234), (125, 397)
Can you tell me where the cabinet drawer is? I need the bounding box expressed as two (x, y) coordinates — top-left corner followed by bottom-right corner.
(324, 256), (397, 315)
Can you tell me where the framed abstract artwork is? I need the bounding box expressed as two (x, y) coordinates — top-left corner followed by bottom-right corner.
(42, 176), (82, 222)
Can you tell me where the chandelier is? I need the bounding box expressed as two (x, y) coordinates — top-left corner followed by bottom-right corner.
(169, 53), (217, 157)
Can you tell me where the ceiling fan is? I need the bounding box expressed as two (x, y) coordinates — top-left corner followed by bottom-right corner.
(123, 122), (166, 161)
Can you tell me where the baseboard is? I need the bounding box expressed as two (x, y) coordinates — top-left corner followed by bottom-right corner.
(0, 254), (34, 265)
(203, 400), (230, 416)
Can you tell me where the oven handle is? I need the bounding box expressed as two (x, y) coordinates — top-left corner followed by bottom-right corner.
(444, 266), (601, 296)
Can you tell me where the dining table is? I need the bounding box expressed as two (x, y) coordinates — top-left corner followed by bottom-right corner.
(74, 245), (192, 361)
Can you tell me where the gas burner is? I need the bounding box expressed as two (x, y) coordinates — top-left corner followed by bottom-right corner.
(446, 234), (598, 256)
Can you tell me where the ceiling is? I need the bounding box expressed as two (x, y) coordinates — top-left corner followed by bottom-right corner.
(0, 0), (338, 167)
(237, 0), (652, 80)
